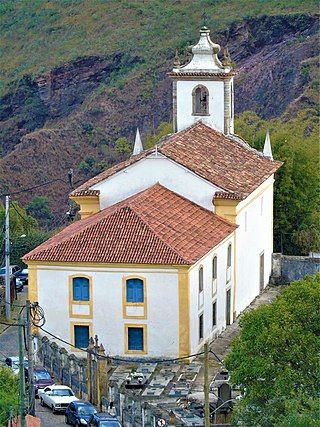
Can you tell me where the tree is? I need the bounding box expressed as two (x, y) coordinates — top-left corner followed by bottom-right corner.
(0, 366), (19, 426)
(225, 274), (320, 426)
(0, 201), (37, 235)
(235, 109), (320, 255)
(145, 121), (173, 149)
(26, 196), (53, 229)
(114, 137), (131, 155)
(0, 201), (51, 267)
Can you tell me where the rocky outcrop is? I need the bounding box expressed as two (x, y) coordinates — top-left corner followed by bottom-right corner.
(0, 14), (318, 216)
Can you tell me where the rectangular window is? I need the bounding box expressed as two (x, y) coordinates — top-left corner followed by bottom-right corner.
(73, 277), (89, 301)
(74, 325), (89, 348)
(212, 302), (217, 327)
(128, 327), (144, 351)
(126, 279), (144, 303)
(199, 314), (204, 341)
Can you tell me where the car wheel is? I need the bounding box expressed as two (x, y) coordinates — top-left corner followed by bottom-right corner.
(40, 398), (45, 407)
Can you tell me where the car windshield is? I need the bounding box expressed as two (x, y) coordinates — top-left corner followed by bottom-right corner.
(34, 371), (51, 380)
(52, 389), (73, 396)
(99, 422), (120, 427)
(0, 268), (5, 275)
(78, 406), (96, 415)
(21, 269), (28, 274)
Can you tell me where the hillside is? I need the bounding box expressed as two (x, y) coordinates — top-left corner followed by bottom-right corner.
(0, 2), (319, 253)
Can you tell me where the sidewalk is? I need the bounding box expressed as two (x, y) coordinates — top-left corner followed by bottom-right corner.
(0, 289), (27, 359)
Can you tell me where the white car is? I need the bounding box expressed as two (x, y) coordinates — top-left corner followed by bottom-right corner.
(40, 385), (78, 413)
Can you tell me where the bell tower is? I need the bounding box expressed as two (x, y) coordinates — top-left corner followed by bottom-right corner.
(169, 27), (236, 135)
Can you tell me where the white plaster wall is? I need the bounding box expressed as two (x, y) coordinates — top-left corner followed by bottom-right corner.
(188, 236), (234, 354)
(235, 176), (274, 314)
(176, 80), (225, 132)
(36, 266), (180, 358)
(93, 156), (222, 211)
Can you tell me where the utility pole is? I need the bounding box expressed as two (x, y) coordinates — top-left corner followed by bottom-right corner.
(26, 300), (35, 416)
(204, 342), (210, 427)
(5, 195), (10, 319)
(18, 315), (26, 427)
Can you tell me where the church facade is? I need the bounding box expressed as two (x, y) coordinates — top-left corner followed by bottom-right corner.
(24, 28), (281, 358)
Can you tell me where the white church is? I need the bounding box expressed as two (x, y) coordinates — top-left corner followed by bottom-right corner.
(24, 27), (282, 358)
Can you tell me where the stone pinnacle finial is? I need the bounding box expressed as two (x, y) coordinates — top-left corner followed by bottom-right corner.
(263, 130), (273, 160)
(222, 46), (232, 67)
(132, 127), (143, 156)
(174, 49), (181, 68)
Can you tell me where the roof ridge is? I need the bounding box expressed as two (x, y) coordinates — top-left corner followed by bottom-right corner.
(125, 201), (191, 264)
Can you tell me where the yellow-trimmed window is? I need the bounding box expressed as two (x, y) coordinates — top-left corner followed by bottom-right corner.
(123, 276), (147, 319)
(69, 275), (93, 319)
(125, 324), (147, 354)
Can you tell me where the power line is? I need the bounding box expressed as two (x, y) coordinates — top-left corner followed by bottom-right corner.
(37, 324), (205, 364)
(0, 178), (68, 198)
(10, 202), (36, 228)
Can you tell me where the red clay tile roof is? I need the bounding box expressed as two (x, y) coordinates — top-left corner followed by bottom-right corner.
(213, 192), (243, 200)
(71, 189), (100, 197)
(24, 184), (236, 265)
(71, 122), (282, 200)
(167, 71), (237, 78)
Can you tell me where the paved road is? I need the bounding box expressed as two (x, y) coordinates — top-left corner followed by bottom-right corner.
(0, 288), (65, 426)
(35, 399), (66, 427)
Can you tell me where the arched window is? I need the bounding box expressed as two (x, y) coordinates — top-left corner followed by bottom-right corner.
(226, 244), (232, 283)
(126, 278), (144, 303)
(199, 266), (204, 292)
(227, 244), (232, 267)
(73, 277), (89, 301)
(212, 256), (217, 295)
(193, 85), (209, 115)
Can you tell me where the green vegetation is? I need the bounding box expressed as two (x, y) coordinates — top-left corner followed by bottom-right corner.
(145, 122), (173, 149)
(0, 366), (19, 427)
(0, 0), (318, 95)
(26, 196), (53, 229)
(226, 274), (320, 426)
(0, 201), (52, 267)
(236, 108), (319, 255)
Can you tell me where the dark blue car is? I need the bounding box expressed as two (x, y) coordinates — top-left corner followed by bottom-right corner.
(89, 414), (122, 427)
(65, 401), (97, 426)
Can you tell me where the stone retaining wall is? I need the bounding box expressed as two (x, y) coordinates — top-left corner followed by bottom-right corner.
(271, 253), (320, 284)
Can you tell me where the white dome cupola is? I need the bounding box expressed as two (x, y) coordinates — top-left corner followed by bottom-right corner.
(169, 27), (236, 134)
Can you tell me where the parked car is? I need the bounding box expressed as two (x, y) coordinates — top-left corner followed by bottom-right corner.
(65, 401), (98, 426)
(89, 414), (122, 427)
(15, 278), (24, 292)
(125, 371), (145, 388)
(16, 268), (28, 286)
(25, 365), (54, 396)
(4, 356), (28, 375)
(0, 265), (21, 278)
(40, 385), (78, 413)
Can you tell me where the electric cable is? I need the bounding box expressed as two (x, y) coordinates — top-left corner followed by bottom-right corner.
(10, 202), (36, 228)
(32, 303), (221, 364)
(0, 178), (68, 198)
(37, 323), (206, 364)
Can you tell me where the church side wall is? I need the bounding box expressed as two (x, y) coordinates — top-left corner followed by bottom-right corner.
(176, 80), (225, 132)
(34, 264), (180, 358)
(188, 236), (234, 354)
(93, 156), (221, 212)
(235, 176), (274, 314)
